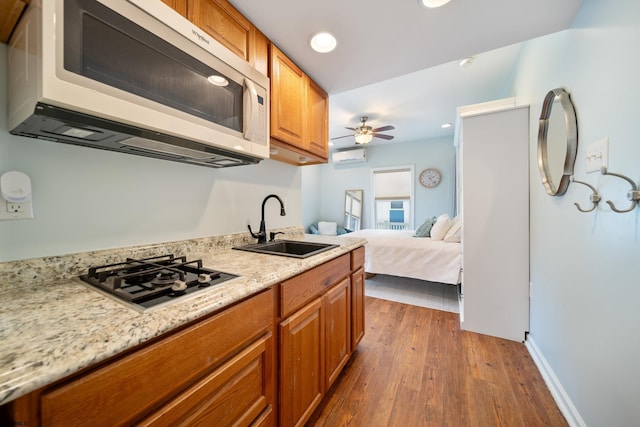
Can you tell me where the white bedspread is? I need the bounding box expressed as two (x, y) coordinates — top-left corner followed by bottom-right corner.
(343, 229), (462, 285)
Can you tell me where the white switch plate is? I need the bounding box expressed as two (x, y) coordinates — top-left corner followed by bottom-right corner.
(0, 199), (33, 220)
(586, 138), (609, 173)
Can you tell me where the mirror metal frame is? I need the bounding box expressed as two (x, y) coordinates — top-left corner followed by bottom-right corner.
(537, 87), (578, 196)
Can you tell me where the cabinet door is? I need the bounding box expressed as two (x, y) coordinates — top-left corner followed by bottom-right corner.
(306, 78), (329, 158)
(161, 0), (187, 16)
(188, 0), (252, 62)
(351, 267), (365, 351)
(252, 28), (269, 76)
(325, 278), (351, 390)
(270, 44), (307, 147)
(139, 333), (274, 426)
(279, 297), (324, 427)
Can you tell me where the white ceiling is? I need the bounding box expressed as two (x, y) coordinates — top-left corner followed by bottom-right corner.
(230, 0), (583, 149)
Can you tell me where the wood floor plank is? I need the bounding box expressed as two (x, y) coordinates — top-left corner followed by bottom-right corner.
(306, 296), (567, 427)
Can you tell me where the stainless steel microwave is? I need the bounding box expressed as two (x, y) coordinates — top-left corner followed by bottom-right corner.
(8, 0), (270, 168)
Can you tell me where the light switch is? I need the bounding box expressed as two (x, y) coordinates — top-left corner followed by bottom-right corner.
(586, 138), (609, 173)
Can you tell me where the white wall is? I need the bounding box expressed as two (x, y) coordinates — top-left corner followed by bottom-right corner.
(301, 161), (322, 228)
(513, 0), (640, 425)
(302, 137), (456, 230)
(0, 44), (302, 262)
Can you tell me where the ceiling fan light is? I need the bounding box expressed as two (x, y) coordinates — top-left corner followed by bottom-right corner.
(310, 32), (337, 53)
(355, 133), (373, 144)
(419, 0), (451, 8)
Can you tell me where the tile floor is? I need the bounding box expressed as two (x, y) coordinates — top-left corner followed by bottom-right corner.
(364, 274), (460, 313)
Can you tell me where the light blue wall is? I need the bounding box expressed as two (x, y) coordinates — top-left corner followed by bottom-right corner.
(302, 137), (455, 230)
(512, 0), (640, 425)
(0, 44), (302, 262)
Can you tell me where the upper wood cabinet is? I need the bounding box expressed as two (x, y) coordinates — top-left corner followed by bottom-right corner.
(269, 44), (329, 166)
(0, 0), (29, 43)
(161, 0), (187, 17)
(188, 0), (252, 62)
(307, 78), (330, 159)
(270, 45), (307, 148)
(183, 0), (268, 75)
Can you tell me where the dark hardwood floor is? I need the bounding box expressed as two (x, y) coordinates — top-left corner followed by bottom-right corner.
(306, 297), (567, 426)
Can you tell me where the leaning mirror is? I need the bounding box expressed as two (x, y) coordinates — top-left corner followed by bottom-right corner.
(537, 87), (578, 196)
(344, 190), (363, 231)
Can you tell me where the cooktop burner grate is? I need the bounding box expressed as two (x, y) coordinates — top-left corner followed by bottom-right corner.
(80, 254), (237, 311)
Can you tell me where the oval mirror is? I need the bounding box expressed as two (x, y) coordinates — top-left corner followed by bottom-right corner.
(537, 88), (578, 196)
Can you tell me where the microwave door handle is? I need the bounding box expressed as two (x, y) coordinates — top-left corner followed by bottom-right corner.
(243, 78), (259, 140)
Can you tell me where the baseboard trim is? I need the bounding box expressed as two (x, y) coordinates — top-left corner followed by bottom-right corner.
(525, 337), (586, 427)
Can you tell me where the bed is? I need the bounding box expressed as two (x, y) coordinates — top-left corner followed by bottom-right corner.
(341, 229), (462, 285)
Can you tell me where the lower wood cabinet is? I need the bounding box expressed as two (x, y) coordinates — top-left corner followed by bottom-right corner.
(279, 297), (324, 427)
(278, 248), (365, 427)
(351, 266), (365, 351)
(325, 277), (351, 390)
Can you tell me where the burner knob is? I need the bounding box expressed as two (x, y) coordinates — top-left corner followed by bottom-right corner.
(171, 280), (187, 292)
(198, 273), (212, 283)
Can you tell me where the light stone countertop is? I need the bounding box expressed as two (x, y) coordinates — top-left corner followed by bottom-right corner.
(0, 231), (366, 406)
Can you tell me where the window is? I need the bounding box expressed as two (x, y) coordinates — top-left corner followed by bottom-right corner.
(371, 166), (414, 230)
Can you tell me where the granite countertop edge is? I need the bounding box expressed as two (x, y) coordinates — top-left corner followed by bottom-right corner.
(0, 232), (366, 406)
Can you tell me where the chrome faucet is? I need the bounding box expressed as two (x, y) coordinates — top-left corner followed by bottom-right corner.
(248, 194), (286, 244)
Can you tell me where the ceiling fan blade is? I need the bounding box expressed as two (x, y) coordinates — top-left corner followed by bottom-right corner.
(373, 134), (395, 140)
(345, 127), (357, 131)
(372, 125), (395, 132)
(330, 134), (355, 140)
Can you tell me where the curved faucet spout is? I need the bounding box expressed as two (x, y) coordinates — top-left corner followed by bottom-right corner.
(262, 194), (286, 219)
(250, 194), (286, 244)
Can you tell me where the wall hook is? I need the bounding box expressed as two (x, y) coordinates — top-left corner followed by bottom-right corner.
(570, 176), (601, 212)
(600, 167), (640, 213)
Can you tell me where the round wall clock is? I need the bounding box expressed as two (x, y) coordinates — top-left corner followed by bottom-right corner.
(419, 168), (441, 188)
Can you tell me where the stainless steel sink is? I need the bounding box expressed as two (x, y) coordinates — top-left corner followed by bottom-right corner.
(233, 240), (339, 259)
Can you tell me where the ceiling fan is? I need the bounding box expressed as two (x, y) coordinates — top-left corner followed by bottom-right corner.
(331, 116), (395, 144)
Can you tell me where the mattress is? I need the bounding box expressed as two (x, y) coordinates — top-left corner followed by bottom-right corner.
(342, 229), (462, 285)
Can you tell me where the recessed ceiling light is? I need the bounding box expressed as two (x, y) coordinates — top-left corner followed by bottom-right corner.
(310, 32), (337, 53)
(459, 56), (474, 67)
(207, 75), (229, 86)
(441, 122), (453, 129)
(419, 0), (451, 8)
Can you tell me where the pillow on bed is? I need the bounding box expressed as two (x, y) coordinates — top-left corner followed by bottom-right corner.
(430, 214), (453, 240)
(414, 217), (437, 237)
(318, 221), (338, 236)
(444, 216), (461, 243)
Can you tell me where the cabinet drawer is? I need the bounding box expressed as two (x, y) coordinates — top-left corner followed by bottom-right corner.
(139, 333), (273, 426)
(351, 246), (365, 271)
(41, 288), (274, 427)
(280, 254), (350, 318)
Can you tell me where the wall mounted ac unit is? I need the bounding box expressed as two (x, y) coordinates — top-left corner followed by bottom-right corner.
(331, 148), (366, 164)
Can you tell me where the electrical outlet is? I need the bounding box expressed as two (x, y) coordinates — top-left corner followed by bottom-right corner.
(0, 200), (33, 220)
(586, 138), (609, 173)
(7, 203), (26, 213)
